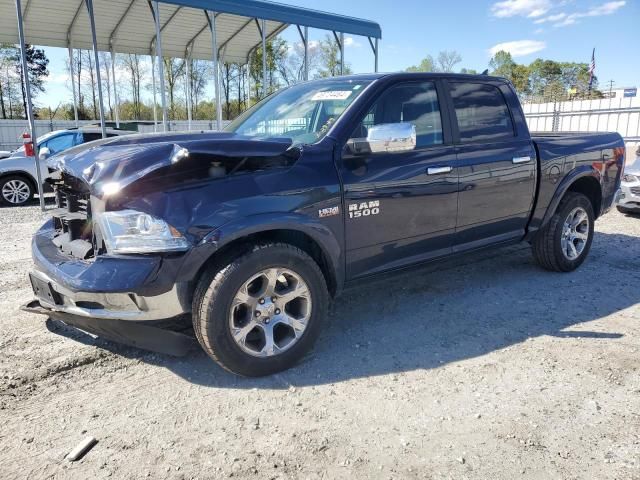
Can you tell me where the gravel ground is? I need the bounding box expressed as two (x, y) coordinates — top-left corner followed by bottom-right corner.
(0, 200), (639, 480)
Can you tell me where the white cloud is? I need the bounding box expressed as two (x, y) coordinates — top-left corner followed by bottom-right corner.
(552, 1), (626, 27)
(492, 0), (625, 28)
(489, 40), (546, 57)
(587, 1), (626, 15)
(343, 36), (361, 48)
(533, 12), (566, 24)
(46, 72), (70, 85)
(491, 0), (551, 18)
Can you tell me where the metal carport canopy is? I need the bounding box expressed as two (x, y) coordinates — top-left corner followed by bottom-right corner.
(0, 0), (381, 63)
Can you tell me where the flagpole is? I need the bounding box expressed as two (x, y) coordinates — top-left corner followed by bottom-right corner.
(588, 47), (595, 94)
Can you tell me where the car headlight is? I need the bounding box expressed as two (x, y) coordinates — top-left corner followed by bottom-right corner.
(96, 209), (190, 254)
(622, 174), (638, 183)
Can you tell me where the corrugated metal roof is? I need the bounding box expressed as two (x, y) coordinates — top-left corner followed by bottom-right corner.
(0, 0), (381, 64)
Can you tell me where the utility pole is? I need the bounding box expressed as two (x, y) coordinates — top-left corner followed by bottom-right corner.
(606, 80), (615, 98)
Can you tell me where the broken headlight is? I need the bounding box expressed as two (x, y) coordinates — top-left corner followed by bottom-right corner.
(96, 210), (189, 254)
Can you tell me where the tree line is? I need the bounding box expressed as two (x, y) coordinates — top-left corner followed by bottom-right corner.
(406, 49), (601, 101)
(0, 39), (604, 123)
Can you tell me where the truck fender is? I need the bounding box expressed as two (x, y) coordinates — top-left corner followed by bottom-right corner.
(540, 165), (602, 228)
(190, 212), (344, 293)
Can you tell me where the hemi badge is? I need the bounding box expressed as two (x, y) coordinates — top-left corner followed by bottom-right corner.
(318, 206), (340, 218)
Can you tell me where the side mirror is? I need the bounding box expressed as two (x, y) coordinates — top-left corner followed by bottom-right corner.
(38, 146), (50, 160)
(347, 122), (416, 155)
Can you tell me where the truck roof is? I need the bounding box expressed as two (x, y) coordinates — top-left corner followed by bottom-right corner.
(307, 72), (509, 84)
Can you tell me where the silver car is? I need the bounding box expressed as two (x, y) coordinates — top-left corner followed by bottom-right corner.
(0, 127), (130, 206)
(617, 164), (640, 214)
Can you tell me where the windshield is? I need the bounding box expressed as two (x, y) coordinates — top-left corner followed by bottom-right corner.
(227, 79), (372, 144)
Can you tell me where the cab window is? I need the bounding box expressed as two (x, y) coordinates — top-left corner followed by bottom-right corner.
(449, 82), (515, 142)
(353, 81), (444, 148)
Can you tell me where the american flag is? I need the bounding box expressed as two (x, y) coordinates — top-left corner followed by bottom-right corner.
(588, 48), (596, 91)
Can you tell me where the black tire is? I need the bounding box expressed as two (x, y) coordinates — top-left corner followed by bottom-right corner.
(0, 175), (34, 206)
(615, 205), (638, 215)
(532, 192), (595, 272)
(192, 243), (329, 376)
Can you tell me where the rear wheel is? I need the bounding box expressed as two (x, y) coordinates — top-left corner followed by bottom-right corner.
(532, 192), (595, 272)
(192, 243), (329, 376)
(0, 175), (33, 206)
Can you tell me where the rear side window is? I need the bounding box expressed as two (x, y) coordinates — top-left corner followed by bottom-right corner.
(82, 132), (103, 143)
(449, 82), (514, 142)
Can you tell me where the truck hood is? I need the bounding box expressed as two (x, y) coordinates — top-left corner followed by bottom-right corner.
(47, 131), (299, 197)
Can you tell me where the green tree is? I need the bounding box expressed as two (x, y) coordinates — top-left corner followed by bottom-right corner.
(406, 55), (436, 73)
(10, 44), (49, 118)
(317, 34), (352, 78)
(249, 37), (287, 99)
(489, 51), (530, 94)
(437, 50), (462, 73)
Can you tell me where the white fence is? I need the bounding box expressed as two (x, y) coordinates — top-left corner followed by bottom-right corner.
(522, 96), (640, 141)
(522, 96), (640, 167)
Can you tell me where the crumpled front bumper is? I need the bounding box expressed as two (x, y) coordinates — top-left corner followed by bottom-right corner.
(26, 220), (191, 322)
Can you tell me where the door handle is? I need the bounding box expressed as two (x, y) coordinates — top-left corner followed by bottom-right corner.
(512, 156), (532, 164)
(427, 166), (452, 175)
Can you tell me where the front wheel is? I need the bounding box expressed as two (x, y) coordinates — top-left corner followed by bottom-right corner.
(532, 192), (595, 272)
(0, 175), (34, 206)
(192, 243), (329, 376)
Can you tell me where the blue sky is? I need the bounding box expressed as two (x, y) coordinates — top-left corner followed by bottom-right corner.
(38, 0), (639, 109)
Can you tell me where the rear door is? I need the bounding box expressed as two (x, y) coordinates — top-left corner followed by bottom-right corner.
(341, 80), (459, 278)
(447, 81), (536, 250)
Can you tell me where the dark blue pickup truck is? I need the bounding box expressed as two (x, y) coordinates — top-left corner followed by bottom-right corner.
(24, 73), (625, 376)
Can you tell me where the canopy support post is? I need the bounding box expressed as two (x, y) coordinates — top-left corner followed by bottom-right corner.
(332, 31), (343, 76)
(340, 32), (344, 75)
(246, 54), (251, 106)
(152, 1), (168, 132)
(150, 52), (158, 132)
(375, 38), (378, 73)
(15, 0), (44, 211)
(67, 45), (79, 126)
(304, 26), (309, 81)
(296, 25), (308, 81)
(261, 18), (267, 98)
(85, 0), (107, 138)
(368, 37), (379, 73)
(110, 49), (119, 128)
(185, 49), (192, 130)
(205, 10), (223, 131)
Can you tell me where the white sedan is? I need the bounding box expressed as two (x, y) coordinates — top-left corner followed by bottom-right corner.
(0, 127), (130, 206)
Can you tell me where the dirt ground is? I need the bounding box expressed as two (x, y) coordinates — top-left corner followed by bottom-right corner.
(0, 201), (639, 480)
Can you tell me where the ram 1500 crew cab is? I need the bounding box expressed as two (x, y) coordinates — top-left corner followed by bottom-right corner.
(23, 73), (625, 376)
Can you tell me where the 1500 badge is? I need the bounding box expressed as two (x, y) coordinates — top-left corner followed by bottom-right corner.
(348, 200), (380, 219)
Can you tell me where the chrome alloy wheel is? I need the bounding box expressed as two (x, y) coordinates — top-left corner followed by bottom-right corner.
(229, 268), (312, 357)
(2, 179), (30, 204)
(561, 206), (589, 261)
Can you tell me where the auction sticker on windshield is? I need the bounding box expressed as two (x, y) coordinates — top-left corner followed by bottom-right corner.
(311, 91), (353, 101)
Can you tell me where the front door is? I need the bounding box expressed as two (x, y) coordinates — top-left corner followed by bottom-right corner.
(341, 80), (459, 278)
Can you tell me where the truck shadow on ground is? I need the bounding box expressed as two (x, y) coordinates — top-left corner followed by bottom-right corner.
(46, 231), (640, 388)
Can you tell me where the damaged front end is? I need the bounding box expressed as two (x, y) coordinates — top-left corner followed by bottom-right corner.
(44, 133), (301, 261)
(24, 132), (303, 354)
